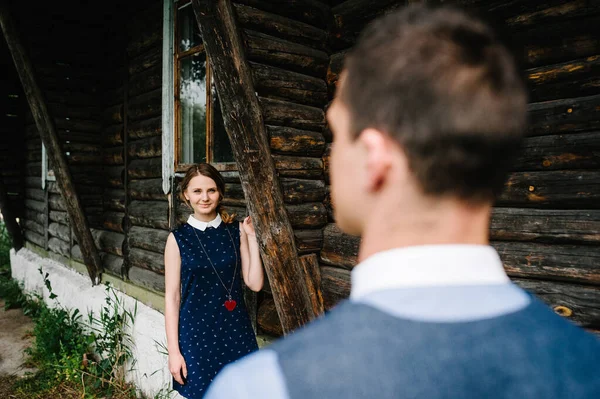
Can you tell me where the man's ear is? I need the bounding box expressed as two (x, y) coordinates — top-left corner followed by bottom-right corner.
(358, 128), (392, 192)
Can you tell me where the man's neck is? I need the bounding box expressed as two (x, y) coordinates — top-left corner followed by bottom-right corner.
(358, 198), (491, 262)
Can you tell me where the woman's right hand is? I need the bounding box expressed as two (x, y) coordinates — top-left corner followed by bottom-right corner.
(169, 352), (188, 385)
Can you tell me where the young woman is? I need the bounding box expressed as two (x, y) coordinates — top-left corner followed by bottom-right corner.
(164, 163), (263, 398)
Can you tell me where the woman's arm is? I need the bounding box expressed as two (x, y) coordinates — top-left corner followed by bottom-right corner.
(164, 233), (187, 385)
(239, 217), (264, 292)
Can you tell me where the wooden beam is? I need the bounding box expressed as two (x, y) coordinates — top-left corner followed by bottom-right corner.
(191, 0), (322, 333)
(0, 2), (102, 284)
(0, 177), (23, 250)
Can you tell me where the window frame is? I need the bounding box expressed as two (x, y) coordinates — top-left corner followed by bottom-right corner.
(172, 0), (235, 173)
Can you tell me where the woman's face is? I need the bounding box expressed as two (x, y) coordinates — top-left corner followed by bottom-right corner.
(184, 174), (221, 221)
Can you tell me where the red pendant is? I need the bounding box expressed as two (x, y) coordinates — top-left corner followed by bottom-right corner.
(224, 299), (237, 311)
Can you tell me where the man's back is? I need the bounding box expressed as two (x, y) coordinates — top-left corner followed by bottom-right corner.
(271, 297), (600, 399)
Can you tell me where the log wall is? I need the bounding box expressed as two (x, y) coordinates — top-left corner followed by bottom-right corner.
(307, 0), (600, 337)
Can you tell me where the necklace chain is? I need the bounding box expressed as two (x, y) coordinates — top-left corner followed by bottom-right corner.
(191, 223), (239, 299)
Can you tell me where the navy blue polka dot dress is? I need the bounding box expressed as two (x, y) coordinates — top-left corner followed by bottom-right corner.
(172, 217), (258, 398)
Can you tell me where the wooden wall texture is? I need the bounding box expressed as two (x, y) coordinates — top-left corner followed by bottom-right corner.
(5, 0), (599, 335)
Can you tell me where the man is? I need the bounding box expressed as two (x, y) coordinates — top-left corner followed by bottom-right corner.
(205, 5), (600, 399)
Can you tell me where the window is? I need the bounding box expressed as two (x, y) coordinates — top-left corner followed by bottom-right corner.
(173, 1), (233, 170)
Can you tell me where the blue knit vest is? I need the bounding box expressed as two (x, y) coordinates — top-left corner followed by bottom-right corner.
(271, 298), (600, 399)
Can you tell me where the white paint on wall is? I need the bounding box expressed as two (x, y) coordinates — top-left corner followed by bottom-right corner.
(10, 248), (174, 398)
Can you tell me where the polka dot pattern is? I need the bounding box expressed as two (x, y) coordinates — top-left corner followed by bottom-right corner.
(172, 222), (258, 398)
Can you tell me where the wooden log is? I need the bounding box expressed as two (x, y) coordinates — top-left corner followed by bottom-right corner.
(25, 187), (44, 202)
(323, 143), (332, 183)
(193, 0), (320, 333)
(245, 30), (329, 78)
(224, 183), (245, 200)
(250, 62), (328, 107)
(105, 124), (123, 146)
(129, 246), (164, 274)
(103, 189), (126, 211)
(128, 116), (161, 140)
(527, 55), (600, 103)
(48, 222), (70, 242)
(128, 136), (161, 159)
(0, 2), (101, 283)
(321, 265), (351, 310)
(528, 94), (600, 137)
(104, 146), (124, 165)
(128, 265), (165, 293)
(129, 46), (161, 76)
(498, 170), (600, 208)
(24, 229), (45, 247)
(25, 199), (45, 213)
(129, 200), (169, 230)
(287, 202), (327, 229)
(128, 226), (169, 254)
(494, 241), (600, 285)
(491, 208), (600, 245)
(267, 125), (326, 156)
(105, 166), (124, 188)
(25, 208), (45, 225)
(518, 15), (600, 68)
(129, 178), (166, 201)
(49, 210), (68, 225)
(513, 278), (600, 328)
(281, 177), (326, 204)
(129, 65), (162, 97)
(54, 118), (101, 134)
(127, 25), (161, 59)
(48, 194), (66, 211)
(103, 211), (125, 233)
(257, 297), (284, 336)
(321, 223), (360, 269)
(295, 229), (323, 254)
(260, 96), (326, 132)
(102, 253), (124, 277)
(25, 162), (41, 176)
(128, 88), (162, 122)
(234, 4), (328, 50)
(234, 0), (331, 29)
(48, 237), (69, 257)
(514, 132), (600, 171)
(128, 158), (162, 179)
(105, 103), (123, 124)
(273, 155), (323, 179)
(23, 219), (44, 236)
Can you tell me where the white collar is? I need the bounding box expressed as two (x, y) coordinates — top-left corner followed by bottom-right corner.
(187, 214), (222, 231)
(350, 245), (509, 300)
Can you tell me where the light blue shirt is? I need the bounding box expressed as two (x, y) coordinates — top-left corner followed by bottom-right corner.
(205, 245), (531, 399)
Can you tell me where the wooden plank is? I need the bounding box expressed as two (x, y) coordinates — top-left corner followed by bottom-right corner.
(128, 88), (162, 122)
(321, 265), (351, 310)
(129, 247), (164, 274)
(299, 253), (324, 317)
(128, 116), (161, 139)
(491, 208), (600, 245)
(192, 0), (321, 333)
(234, 0), (331, 29)
(128, 265), (165, 293)
(128, 200), (169, 230)
(257, 297), (284, 336)
(287, 202), (327, 229)
(128, 225), (169, 254)
(281, 177), (327, 204)
(128, 158), (162, 179)
(498, 170), (600, 207)
(321, 223), (360, 269)
(128, 136), (161, 159)
(129, 178), (167, 201)
(0, 2), (101, 283)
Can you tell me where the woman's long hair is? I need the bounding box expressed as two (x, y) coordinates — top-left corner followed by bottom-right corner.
(179, 163), (235, 223)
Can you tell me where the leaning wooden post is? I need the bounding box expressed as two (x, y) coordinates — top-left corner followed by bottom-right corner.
(0, 177), (24, 251)
(0, 1), (102, 284)
(191, 0), (323, 333)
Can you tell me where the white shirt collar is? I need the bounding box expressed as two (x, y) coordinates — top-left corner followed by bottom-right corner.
(350, 245), (509, 300)
(187, 214), (222, 231)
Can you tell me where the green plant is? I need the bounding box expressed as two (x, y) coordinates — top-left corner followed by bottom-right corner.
(0, 221), (11, 272)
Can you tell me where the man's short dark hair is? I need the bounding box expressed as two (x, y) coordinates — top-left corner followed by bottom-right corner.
(341, 5), (527, 203)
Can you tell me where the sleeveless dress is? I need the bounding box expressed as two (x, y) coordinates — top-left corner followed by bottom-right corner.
(172, 220), (258, 398)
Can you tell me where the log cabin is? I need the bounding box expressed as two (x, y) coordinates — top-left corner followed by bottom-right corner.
(1, 0), (599, 395)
